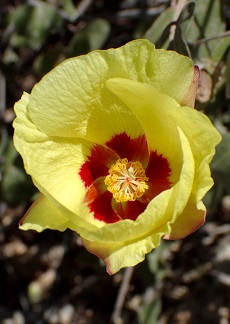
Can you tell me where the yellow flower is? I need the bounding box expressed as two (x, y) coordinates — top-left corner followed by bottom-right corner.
(13, 39), (221, 274)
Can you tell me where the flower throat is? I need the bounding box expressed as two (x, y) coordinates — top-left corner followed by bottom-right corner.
(104, 158), (149, 203)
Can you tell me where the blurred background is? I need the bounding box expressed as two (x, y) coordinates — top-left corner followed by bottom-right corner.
(0, 0), (230, 323)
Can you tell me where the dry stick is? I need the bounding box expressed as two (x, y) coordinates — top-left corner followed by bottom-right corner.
(0, 70), (8, 181)
(0, 71), (6, 118)
(28, 0), (93, 22)
(75, 0), (93, 20)
(169, 0), (188, 42)
(114, 6), (165, 19)
(111, 267), (134, 324)
(193, 30), (230, 45)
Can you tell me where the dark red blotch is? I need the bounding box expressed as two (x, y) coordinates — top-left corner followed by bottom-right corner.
(79, 133), (172, 224)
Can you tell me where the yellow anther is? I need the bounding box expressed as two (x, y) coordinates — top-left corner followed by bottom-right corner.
(104, 158), (149, 203)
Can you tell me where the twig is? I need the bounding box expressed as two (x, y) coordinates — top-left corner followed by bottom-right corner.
(27, 0), (93, 22)
(0, 70), (6, 118)
(75, 0), (93, 20)
(114, 7), (165, 19)
(169, 0), (188, 42)
(83, 7), (165, 23)
(111, 267), (134, 324)
(193, 30), (230, 46)
(0, 70), (7, 170)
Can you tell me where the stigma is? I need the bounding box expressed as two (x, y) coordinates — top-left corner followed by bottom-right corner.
(104, 158), (149, 203)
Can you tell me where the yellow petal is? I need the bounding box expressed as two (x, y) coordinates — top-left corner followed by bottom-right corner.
(106, 78), (221, 244)
(24, 40), (195, 145)
(106, 78), (183, 184)
(82, 225), (167, 274)
(19, 194), (97, 234)
(13, 41), (220, 274)
(174, 104), (221, 202)
(14, 101), (84, 214)
(149, 49), (199, 107)
(82, 128), (195, 273)
(163, 199), (206, 240)
(106, 77), (221, 198)
(19, 194), (73, 232)
(13, 92), (103, 229)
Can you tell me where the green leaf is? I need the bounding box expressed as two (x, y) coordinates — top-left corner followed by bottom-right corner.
(211, 132), (230, 193)
(1, 140), (36, 205)
(177, 1), (195, 23)
(2, 47), (19, 66)
(10, 3), (63, 50)
(181, 0), (230, 68)
(147, 241), (171, 280)
(61, 0), (77, 20)
(172, 23), (191, 57)
(139, 299), (162, 324)
(26, 3), (63, 49)
(203, 182), (225, 213)
(10, 4), (33, 34)
(67, 19), (110, 56)
(225, 49), (230, 99)
(143, 7), (175, 48)
(33, 49), (63, 76)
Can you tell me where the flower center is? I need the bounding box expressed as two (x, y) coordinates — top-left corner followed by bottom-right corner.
(104, 158), (149, 203)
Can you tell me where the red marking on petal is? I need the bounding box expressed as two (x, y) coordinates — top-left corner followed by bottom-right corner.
(113, 200), (148, 221)
(84, 179), (121, 223)
(91, 191), (120, 223)
(90, 191), (120, 223)
(79, 144), (119, 187)
(145, 151), (171, 200)
(80, 134), (172, 224)
(106, 133), (149, 167)
(84, 183), (98, 204)
(79, 162), (93, 187)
